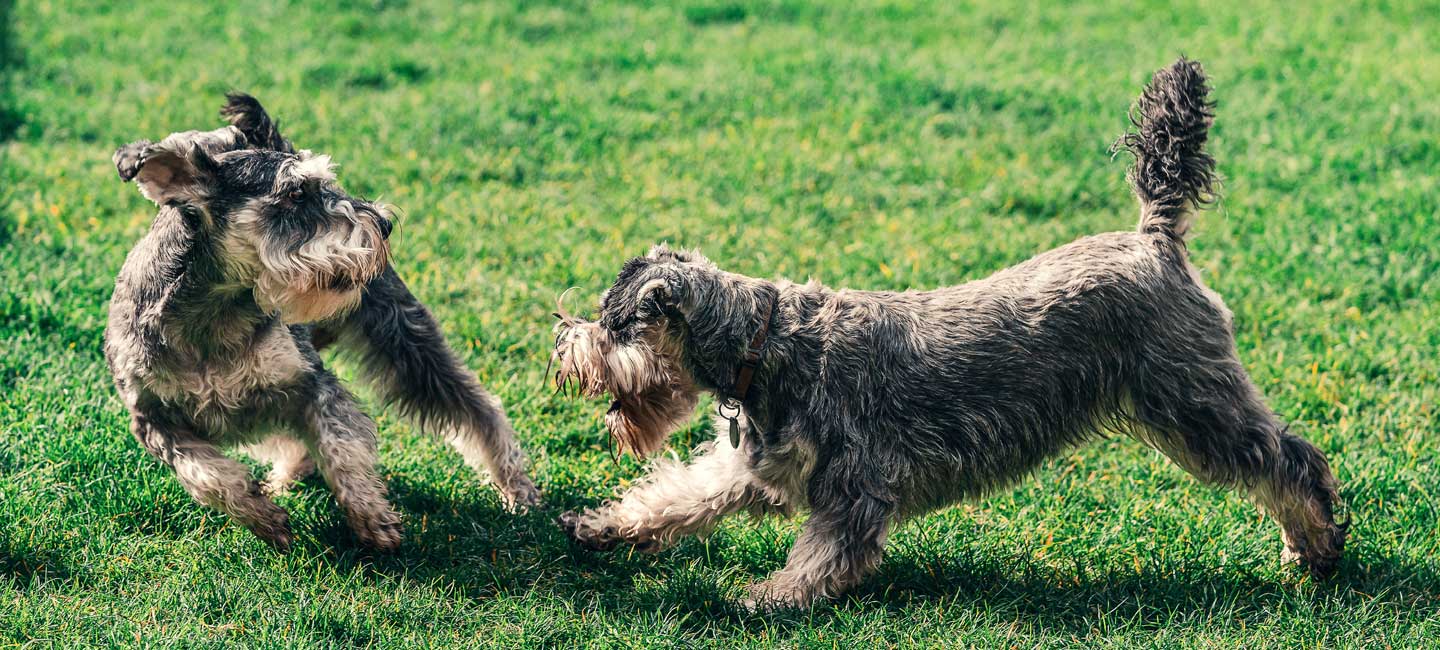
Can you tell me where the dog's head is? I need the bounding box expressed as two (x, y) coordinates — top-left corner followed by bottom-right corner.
(551, 245), (718, 456)
(114, 94), (393, 324)
(596, 244), (710, 343)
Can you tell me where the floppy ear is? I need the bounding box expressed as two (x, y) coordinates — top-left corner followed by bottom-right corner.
(113, 140), (154, 183)
(113, 139), (219, 206)
(636, 277), (673, 307)
(221, 92), (295, 153)
(635, 270), (686, 319)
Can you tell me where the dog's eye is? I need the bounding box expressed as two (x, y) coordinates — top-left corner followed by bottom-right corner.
(287, 189), (305, 202)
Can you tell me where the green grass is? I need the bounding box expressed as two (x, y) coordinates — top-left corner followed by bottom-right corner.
(3, 0), (1439, 646)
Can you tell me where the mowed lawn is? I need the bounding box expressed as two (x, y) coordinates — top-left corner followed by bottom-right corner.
(3, 0), (1439, 646)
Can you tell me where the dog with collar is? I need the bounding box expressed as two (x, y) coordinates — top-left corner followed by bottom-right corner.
(552, 59), (1346, 609)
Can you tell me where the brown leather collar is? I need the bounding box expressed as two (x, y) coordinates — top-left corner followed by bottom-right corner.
(730, 291), (776, 404)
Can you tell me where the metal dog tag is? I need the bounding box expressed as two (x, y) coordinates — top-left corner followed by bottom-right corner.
(718, 399), (742, 448)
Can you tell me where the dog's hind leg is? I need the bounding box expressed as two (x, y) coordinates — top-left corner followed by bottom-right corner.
(324, 267), (540, 511)
(300, 380), (403, 551)
(131, 415), (293, 550)
(1129, 350), (1346, 578)
(559, 433), (782, 553)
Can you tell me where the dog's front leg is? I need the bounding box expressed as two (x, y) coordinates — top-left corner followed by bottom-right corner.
(301, 383), (403, 551)
(560, 436), (779, 553)
(326, 268), (540, 511)
(743, 483), (895, 610)
(131, 414), (292, 550)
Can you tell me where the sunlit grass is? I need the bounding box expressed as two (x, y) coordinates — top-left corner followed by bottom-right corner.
(2, 1), (1438, 646)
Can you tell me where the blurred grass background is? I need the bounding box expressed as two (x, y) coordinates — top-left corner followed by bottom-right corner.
(1, 0), (1438, 646)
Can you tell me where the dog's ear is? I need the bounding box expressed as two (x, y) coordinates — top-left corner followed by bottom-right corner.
(601, 257), (691, 332)
(634, 269), (688, 321)
(221, 92), (295, 153)
(636, 276), (675, 311)
(113, 140), (155, 183)
(114, 138), (219, 207)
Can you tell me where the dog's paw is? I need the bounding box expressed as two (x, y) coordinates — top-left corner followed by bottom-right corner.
(246, 507), (294, 553)
(556, 510), (579, 534)
(1282, 523), (1345, 580)
(351, 510), (404, 552)
(739, 580), (812, 612)
(499, 476), (543, 513)
(557, 510), (619, 552)
(1303, 552), (1341, 580)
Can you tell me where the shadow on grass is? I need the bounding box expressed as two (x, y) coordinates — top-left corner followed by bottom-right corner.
(583, 544), (1440, 637)
(0, 534), (81, 589)
(331, 475), (1440, 636)
(839, 550), (1440, 634)
(74, 459), (1440, 636)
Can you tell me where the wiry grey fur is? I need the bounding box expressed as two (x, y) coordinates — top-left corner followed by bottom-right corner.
(105, 94), (539, 551)
(555, 59), (1346, 609)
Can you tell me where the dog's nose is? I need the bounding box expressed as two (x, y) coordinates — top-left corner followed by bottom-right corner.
(378, 216), (393, 240)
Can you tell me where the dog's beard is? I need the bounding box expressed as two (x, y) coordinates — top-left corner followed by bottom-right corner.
(241, 201), (390, 324)
(552, 316), (699, 457)
(255, 281), (365, 325)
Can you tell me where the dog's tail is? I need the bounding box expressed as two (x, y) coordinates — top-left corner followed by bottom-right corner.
(1112, 57), (1218, 241)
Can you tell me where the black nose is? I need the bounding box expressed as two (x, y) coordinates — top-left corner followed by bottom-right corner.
(378, 217), (393, 240)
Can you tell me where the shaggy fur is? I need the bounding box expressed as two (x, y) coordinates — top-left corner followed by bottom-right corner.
(555, 59), (1346, 609)
(106, 94), (539, 551)
(553, 306), (699, 457)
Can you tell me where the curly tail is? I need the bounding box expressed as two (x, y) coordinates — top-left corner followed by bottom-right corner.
(1112, 57), (1218, 241)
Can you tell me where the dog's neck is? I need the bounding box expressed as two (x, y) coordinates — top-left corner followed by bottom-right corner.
(674, 268), (782, 399)
(139, 207), (277, 356)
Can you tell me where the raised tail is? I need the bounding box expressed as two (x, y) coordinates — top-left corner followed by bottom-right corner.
(1112, 57), (1218, 240)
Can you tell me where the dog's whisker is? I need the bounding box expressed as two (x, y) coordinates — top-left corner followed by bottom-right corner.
(541, 347), (556, 391)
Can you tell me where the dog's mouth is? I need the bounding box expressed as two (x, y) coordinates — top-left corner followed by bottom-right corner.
(255, 260), (384, 325)
(552, 298), (699, 457)
(253, 203), (391, 324)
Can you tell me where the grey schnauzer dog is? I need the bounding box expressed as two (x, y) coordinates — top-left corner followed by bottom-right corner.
(553, 59), (1346, 609)
(106, 94), (540, 551)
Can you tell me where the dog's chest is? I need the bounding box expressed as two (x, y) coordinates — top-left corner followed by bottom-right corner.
(146, 330), (309, 423)
(747, 432), (816, 507)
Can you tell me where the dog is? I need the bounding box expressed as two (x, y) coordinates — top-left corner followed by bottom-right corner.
(105, 94), (540, 551)
(553, 58), (1347, 609)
